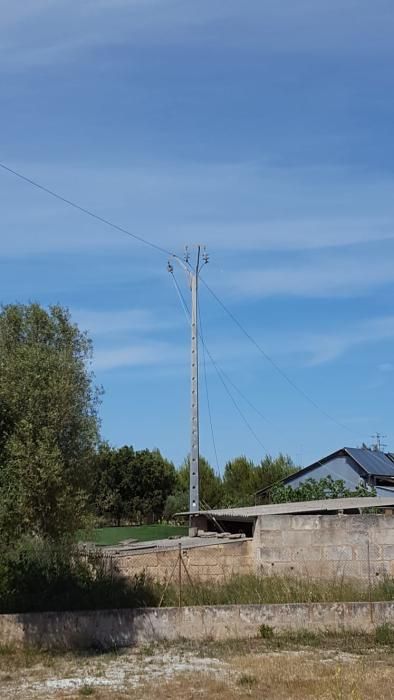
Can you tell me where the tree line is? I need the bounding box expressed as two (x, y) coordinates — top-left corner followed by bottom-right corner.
(0, 303), (297, 542)
(92, 447), (297, 526)
(0, 302), (374, 542)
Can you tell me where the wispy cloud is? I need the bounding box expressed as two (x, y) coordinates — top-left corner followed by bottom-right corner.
(94, 340), (183, 370)
(227, 256), (394, 299)
(1, 0), (394, 71)
(72, 308), (176, 336)
(271, 315), (394, 366)
(2, 161), (394, 260)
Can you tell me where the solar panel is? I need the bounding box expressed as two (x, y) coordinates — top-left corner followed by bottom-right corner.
(345, 447), (394, 477)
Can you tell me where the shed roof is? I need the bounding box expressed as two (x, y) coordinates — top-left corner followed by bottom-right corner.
(179, 496), (394, 522)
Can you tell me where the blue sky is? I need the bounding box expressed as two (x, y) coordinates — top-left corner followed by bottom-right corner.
(1, 1), (394, 469)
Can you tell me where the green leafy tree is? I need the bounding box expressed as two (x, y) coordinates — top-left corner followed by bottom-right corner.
(129, 449), (177, 523)
(93, 445), (177, 525)
(270, 476), (374, 504)
(256, 453), (297, 502)
(93, 444), (135, 526)
(163, 492), (189, 521)
(222, 456), (257, 506)
(0, 303), (100, 541)
(222, 454), (296, 506)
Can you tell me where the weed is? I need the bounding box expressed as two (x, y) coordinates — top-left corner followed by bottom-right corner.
(376, 623), (394, 646)
(237, 673), (258, 688)
(157, 573), (394, 607)
(79, 685), (95, 696)
(259, 623), (274, 639)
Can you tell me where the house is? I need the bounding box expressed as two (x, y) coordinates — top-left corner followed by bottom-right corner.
(255, 447), (394, 501)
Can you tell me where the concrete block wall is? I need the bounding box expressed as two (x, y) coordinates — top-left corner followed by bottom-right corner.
(3, 602), (394, 649)
(116, 540), (254, 583)
(256, 513), (394, 580)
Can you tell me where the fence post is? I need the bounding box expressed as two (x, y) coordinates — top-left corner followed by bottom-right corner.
(178, 542), (182, 608)
(367, 538), (373, 624)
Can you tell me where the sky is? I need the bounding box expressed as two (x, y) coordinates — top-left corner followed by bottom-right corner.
(1, 0), (394, 470)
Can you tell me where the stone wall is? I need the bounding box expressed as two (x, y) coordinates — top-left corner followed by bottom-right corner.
(116, 540), (254, 583)
(2, 602), (394, 649)
(256, 513), (394, 580)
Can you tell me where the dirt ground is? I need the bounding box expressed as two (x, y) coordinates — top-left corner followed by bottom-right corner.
(1, 636), (394, 699)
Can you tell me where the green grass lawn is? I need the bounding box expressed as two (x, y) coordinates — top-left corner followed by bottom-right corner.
(81, 524), (188, 546)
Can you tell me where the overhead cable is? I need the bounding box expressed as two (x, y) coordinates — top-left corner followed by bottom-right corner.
(196, 303), (267, 453)
(169, 271), (221, 473)
(200, 277), (357, 437)
(0, 160), (175, 257)
(198, 303), (221, 475)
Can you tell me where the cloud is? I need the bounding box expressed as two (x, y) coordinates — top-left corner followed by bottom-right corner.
(2, 160), (394, 259)
(72, 308), (176, 335)
(93, 340), (183, 370)
(378, 362), (394, 373)
(273, 315), (394, 366)
(225, 250), (394, 299)
(1, 0), (394, 71)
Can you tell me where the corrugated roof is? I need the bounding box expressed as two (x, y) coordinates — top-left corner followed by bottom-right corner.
(179, 496), (394, 521)
(344, 448), (394, 477)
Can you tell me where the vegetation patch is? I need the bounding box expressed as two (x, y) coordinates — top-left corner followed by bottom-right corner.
(375, 623), (394, 646)
(82, 524), (188, 546)
(158, 572), (394, 607)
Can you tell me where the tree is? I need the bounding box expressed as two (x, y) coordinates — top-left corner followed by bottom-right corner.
(0, 303), (100, 541)
(163, 492), (188, 521)
(222, 456), (257, 506)
(92, 445), (177, 525)
(93, 444), (134, 526)
(177, 457), (223, 509)
(256, 453), (297, 501)
(270, 476), (374, 504)
(129, 449), (177, 523)
(221, 454), (296, 506)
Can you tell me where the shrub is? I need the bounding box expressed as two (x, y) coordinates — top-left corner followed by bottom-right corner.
(0, 537), (160, 613)
(237, 673), (257, 688)
(376, 624), (394, 646)
(259, 624), (274, 639)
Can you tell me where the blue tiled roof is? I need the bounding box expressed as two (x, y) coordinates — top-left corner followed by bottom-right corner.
(345, 447), (394, 477)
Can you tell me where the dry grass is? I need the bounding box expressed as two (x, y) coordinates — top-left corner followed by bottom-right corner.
(160, 572), (394, 606)
(2, 633), (394, 699)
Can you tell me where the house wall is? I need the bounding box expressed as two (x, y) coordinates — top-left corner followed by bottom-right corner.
(256, 512), (394, 580)
(286, 455), (364, 490)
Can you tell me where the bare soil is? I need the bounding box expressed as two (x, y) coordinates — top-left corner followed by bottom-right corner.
(1, 637), (394, 699)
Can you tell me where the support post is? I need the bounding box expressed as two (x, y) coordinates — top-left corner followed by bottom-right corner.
(190, 261), (200, 517)
(168, 245), (209, 535)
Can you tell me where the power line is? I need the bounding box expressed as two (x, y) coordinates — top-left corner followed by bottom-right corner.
(198, 303), (221, 476)
(215, 363), (269, 425)
(201, 277), (358, 438)
(170, 272), (269, 428)
(169, 267), (190, 324)
(0, 160), (175, 258)
(170, 269), (267, 459)
(196, 303), (267, 453)
(169, 270), (221, 474)
(203, 338), (268, 453)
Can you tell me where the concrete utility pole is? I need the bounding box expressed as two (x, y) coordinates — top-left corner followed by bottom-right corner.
(168, 245), (209, 520)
